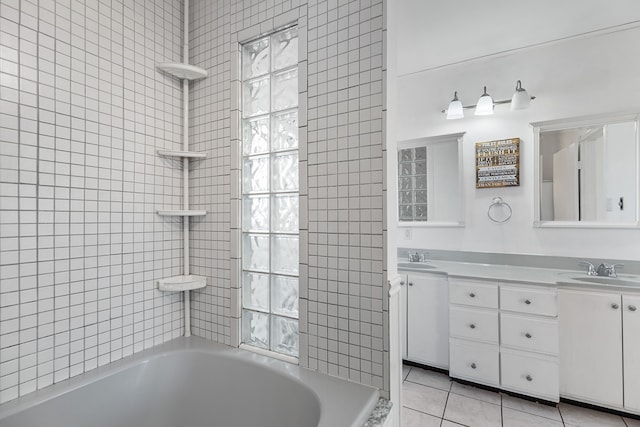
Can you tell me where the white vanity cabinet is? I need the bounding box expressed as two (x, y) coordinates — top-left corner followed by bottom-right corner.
(403, 272), (449, 369)
(449, 278), (559, 401)
(623, 294), (640, 412)
(559, 289), (640, 413)
(448, 278), (500, 386)
(499, 284), (559, 402)
(559, 289), (624, 408)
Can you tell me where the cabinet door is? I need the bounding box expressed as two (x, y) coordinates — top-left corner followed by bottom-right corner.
(407, 273), (449, 368)
(558, 289), (623, 408)
(400, 275), (408, 360)
(624, 294), (640, 412)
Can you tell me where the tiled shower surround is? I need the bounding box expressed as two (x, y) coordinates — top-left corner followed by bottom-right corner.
(0, 0), (186, 403)
(189, 0), (388, 392)
(0, 0), (389, 404)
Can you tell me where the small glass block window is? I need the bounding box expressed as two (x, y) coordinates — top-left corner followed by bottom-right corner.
(398, 147), (428, 221)
(241, 27), (299, 358)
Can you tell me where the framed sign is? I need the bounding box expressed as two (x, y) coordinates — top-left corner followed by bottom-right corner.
(476, 138), (520, 188)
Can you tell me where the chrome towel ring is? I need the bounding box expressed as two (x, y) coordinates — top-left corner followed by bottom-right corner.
(487, 196), (512, 223)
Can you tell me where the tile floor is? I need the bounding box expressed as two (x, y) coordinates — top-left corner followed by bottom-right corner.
(402, 364), (640, 427)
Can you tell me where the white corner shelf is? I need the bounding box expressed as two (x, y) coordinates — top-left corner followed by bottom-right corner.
(158, 275), (207, 292)
(157, 150), (207, 159)
(157, 63), (208, 80)
(157, 210), (207, 217)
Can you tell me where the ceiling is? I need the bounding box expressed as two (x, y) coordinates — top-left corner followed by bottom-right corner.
(395, 0), (640, 76)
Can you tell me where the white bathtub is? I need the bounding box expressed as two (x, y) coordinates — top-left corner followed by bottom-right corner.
(0, 337), (379, 427)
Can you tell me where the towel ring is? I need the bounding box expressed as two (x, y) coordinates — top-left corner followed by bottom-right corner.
(487, 197), (512, 223)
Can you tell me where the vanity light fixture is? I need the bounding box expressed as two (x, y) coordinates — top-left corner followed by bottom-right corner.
(446, 91), (464, 120)
(510, 80), (531, 111)
(443, 80), (536, 119)
(475, 86), (494, 116)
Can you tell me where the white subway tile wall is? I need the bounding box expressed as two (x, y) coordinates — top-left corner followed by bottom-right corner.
(189, 0), (387, 392)
(0, 0), (186, 404)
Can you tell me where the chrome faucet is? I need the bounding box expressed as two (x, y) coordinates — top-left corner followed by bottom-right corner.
(407, 251), (427, 263)
(579, 261), (598, 276)
(596, 263), (624, 278)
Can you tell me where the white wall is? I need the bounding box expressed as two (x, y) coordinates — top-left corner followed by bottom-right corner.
(395, 26), (640, 260)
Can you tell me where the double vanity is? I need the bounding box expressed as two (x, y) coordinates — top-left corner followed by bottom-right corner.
(398, 256), (640, 415)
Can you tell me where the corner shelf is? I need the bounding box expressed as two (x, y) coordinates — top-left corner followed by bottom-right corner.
(158, 275), (207, 292)
(157, 63), (208, 80)
(158, 150), (207, 159)
(157, 210), (207, 217)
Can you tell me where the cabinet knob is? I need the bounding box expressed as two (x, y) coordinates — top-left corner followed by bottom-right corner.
(470, 363), (477, 369)
(526, 375), (533, 382)
(525, 333), (532, 339)
(524, 299), (532, 305)
(611, 303), (620, 310)
(400, 281), (405, 286)
(630, 305), (637, 312)
(469, 324), (476, 329)
(408, 282), (414, 287)
(469, 292), (476, 298)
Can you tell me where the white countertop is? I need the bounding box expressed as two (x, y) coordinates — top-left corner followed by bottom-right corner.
(398, 260), (640, 292)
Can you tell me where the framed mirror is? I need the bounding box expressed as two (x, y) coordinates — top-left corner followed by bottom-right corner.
(533, 113), (640, 228)
(397, 132), (464, 227)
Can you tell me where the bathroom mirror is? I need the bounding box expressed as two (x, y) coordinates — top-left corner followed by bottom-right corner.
(533, 114), (640, 227)
(397, 133), (464, 226)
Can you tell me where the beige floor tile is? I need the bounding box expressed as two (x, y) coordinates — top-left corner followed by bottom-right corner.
(444, 392), (502, 427)
(450, 381), (501, 405)
(501, 394), (562, 422)
(402, 381), (449, 418)
(442, 420), (469, 427)
(406, 367), (452, 391)
(502, 407), (563, 427)
(401, 407), (441, 427)
(560, 403), (626, 427)
(402, 365), (411, 381)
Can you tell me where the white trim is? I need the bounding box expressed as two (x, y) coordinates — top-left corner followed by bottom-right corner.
(397, 221), (464, 228)
(532, 112), (640, 228)
(239, 343), (299, 364)
(534, 221), (640, 229)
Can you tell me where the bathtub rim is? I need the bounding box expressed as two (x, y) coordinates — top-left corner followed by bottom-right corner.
(0, 336), (380, 427)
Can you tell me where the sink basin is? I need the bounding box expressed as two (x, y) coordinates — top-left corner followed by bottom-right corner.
(569, 276), (640, 287)
(397, 262), (436, 270)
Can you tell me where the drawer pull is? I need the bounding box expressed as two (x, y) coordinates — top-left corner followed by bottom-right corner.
(469, 324), (476, 329)
(612, 303), (620, 310)
(469, 292), (476, 298)
(526, 375), (533, 382)
(630, 305), (637, 312)
(524, 299), (532, 305)
(470, 363), (477, 369)
(525, 332), (532, 339)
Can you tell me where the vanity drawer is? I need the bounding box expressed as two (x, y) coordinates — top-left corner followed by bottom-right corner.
(500, 313), (558, 355)
(450, 306), (499, 344)
(450, 339), (500, 387)
(449, 279), (498, 309)
(501, 349), (559, 402)
(500, 286), (557, 316)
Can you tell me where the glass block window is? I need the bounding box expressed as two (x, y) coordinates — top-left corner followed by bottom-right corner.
(398, 147), (428, 221)
(241, 27), (299, 358)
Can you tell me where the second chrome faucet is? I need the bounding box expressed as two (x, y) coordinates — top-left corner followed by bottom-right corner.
(580, 261), (624, 278)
